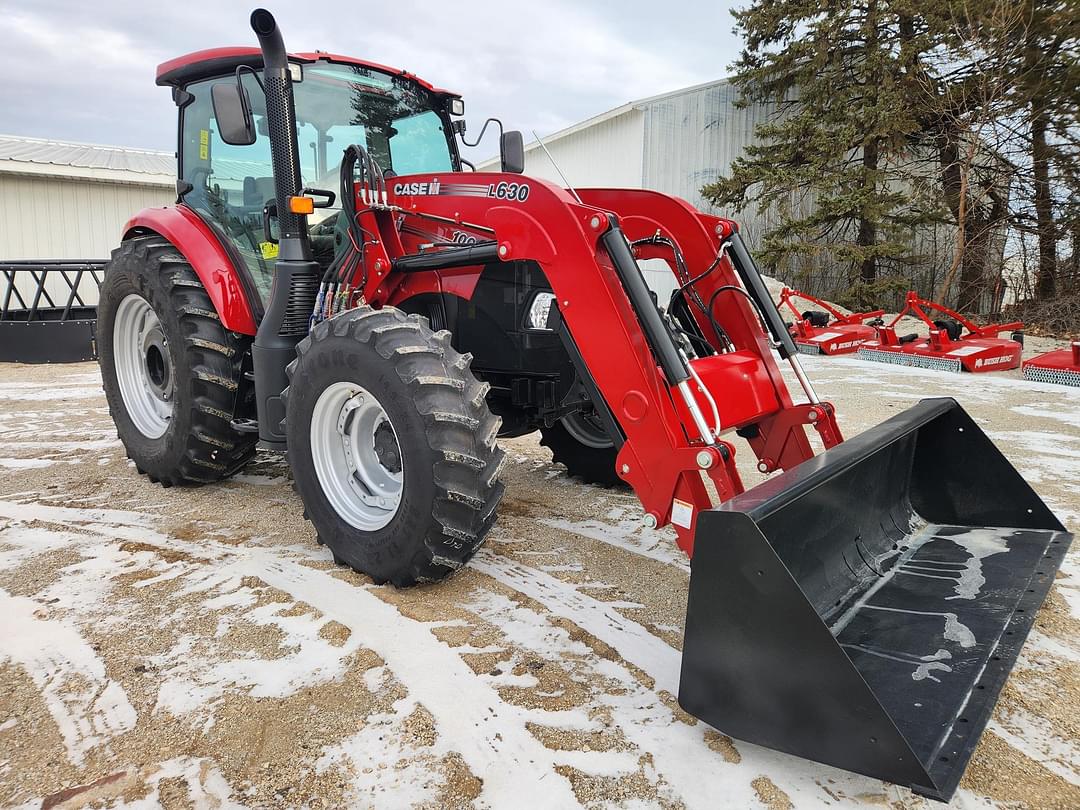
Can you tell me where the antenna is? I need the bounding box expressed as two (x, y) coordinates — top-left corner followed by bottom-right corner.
(532, 129), (583, 203)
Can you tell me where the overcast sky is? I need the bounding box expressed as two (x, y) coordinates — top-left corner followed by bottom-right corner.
(0, 0), (743, 159)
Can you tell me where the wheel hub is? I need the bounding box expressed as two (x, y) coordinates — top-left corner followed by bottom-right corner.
(113, 294), (174, 439)
(311, 383), (404, 531)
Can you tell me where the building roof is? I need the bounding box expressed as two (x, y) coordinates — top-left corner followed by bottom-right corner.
(530, 77), (731, 150)
(0, 134), (175, 185)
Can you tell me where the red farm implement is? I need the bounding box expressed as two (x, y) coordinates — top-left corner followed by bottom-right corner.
(1023, 342), (1080, 387)
(858, 292), (1024, 373)
(778, 287), (884, 355)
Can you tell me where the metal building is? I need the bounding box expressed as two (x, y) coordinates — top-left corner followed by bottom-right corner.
(476, 79), (791, 299)
(0, 135), (175, 305)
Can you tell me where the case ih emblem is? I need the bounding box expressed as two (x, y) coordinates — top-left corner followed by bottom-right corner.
(393, 179), (442, 196)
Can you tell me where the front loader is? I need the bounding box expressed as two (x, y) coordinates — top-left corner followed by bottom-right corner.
(96, 9), (1071, 801)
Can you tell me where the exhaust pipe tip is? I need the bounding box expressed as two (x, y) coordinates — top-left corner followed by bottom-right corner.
(250, 8), (277, 36)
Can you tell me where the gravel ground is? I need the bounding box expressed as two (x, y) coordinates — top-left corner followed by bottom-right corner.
(0, 357), (1076, 809)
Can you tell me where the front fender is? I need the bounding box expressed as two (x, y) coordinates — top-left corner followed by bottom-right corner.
(123, 205), (258, 335)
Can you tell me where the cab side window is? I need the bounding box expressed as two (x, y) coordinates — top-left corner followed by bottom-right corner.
(180, 75), (278, 303)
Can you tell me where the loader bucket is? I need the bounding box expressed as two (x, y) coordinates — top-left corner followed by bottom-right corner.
(679, 398), (1072, 802)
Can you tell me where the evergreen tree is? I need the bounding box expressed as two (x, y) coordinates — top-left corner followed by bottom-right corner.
(1012, 0), (1080, 299)
(704, 0), (942, 295)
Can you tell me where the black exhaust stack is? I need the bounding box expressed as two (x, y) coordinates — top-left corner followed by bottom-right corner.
(249, 8), (319, 448)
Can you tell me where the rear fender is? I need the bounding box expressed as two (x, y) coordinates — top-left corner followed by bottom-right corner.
(123, 205), (259, 335)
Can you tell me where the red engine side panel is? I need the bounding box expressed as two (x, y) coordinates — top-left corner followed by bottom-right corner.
(123, 205), (259, 335)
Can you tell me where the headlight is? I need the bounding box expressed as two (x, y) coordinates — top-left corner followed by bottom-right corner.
(450, 98), (465, 116)
(526, 292), (556, 331)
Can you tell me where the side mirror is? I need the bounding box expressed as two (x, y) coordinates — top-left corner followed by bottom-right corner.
(500, 130), (525, 174)
(211, 82), (256, 146)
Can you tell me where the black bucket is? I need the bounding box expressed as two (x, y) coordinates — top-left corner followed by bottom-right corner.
(679, 398), (1072, 802)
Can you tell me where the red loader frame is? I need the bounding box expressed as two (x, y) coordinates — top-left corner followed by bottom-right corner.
(778, 287), (884, 355)
(354, 178), (842, 556)
(129, 174), (842, 558)
(859, 291), (1023, 373)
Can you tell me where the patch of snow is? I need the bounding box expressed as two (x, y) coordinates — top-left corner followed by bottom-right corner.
(1011, 404), (1080, 430)
(0, 386), (103, 401)
(0, 590), (137, 765)
(990, 713), (1080, 788)
(0, 458), (57, 469)
(539, 503), (688, 571)
(114, 757), (246, 809)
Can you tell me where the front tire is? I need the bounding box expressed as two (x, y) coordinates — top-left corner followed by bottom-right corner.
(98, 234), (256, 485)
(283, 307), (504, 586)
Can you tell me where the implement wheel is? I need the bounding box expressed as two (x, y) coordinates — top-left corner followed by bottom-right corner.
(283, 306), (504, 586)
(98, 234), (256, 485)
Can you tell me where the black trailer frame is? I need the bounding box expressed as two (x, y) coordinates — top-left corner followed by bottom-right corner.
(0, 260), (105, 363)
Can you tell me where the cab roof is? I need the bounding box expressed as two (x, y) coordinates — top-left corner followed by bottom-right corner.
(155, 47), (458, 97)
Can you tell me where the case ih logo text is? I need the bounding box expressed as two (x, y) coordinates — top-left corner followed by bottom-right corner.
(393, 179), (442, 196)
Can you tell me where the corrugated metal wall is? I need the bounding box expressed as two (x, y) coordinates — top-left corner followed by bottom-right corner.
(639, 82), (804, 253)
(0, 174), (173, 259)
(521, 110), (645, 189)
(0, 173), (174, 306)
(516, 109), (682, 300)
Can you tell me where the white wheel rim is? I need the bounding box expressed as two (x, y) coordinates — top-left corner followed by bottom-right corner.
(113, 294), (174, 439)
(562, 410), (613, 449)
(310, 381), (404, 531)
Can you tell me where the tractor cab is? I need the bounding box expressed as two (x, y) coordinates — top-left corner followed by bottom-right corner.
(157, 49), (463, 302)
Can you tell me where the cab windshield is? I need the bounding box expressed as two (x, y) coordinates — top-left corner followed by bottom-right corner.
(179, 61), (456, 301)
(292, 62), (456, 183)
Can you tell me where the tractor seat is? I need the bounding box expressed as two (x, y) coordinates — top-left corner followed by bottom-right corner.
(243, 176), (276, 208)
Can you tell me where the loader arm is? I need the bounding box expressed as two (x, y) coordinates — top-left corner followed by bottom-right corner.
(345, 174), (841, 556)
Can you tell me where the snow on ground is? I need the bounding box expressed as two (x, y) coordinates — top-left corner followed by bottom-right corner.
(0, 360), (1077, 809)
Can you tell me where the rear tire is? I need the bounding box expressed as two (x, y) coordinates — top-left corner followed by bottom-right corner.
(540, 410), (624, 488)
(283, 306), (504, 586)
(98, 234), (256, 485)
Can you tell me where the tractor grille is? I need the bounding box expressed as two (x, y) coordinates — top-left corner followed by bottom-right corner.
(796, 343), (821, 355)
(1024, 365), (1080, 387)
(279, 272), (319, 336)
(857, 348), (962, 374)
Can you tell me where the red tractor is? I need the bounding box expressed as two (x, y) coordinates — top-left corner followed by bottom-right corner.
(96, 10), (1070, 801)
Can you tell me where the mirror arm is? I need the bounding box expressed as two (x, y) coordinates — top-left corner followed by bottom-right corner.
(458, 117), (504, 149)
